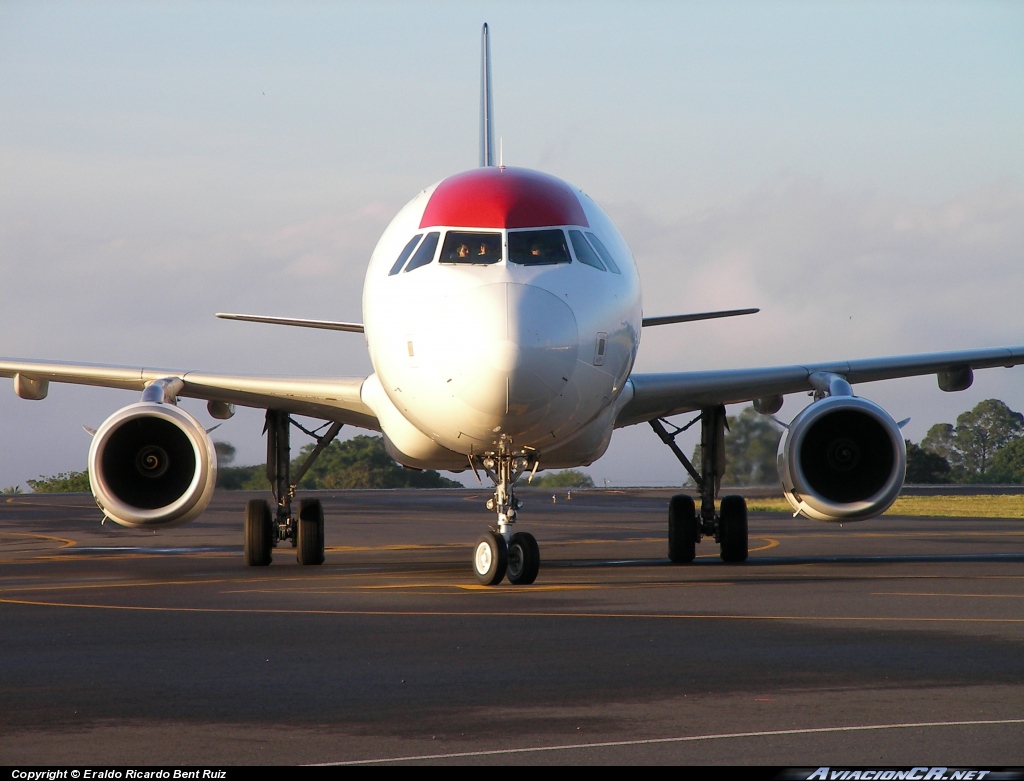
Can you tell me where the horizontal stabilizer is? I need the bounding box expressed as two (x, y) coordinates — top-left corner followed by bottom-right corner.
(641, 308), (759, 327)
(216, 313), (364, 333)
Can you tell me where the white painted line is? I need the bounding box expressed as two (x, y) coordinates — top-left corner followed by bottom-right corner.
(310, 717), (1024, 766)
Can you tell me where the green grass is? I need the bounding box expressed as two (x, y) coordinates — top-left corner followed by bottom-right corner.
(744, 494), (1024, 518)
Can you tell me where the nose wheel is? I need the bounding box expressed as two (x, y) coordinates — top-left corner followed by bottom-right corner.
(507, 531), (540, 584)
(473, 531), (508, 585)
(472, 439), (542, 586)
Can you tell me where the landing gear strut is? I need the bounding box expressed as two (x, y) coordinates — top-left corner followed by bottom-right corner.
(471, 436), (540, 585)
(651, 405), (748, 564)
(243, 410), (342, 567)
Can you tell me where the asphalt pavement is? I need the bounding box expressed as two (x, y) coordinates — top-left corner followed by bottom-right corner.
(1, 489), (1022, 765)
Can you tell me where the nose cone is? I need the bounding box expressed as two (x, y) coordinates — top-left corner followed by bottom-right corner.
(437, 283), (578, 425)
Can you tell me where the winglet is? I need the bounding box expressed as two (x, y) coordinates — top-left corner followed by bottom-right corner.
(480, 23), (495, 167)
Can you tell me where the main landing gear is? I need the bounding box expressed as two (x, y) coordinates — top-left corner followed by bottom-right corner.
(470, 437), (541, 586)
(243, 409), (342, 567)
(651, 405), (748, 564)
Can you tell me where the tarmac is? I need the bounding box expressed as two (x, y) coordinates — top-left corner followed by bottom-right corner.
(1, 488), (1022, 765)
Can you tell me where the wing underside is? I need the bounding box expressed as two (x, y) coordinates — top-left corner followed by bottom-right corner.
(616, 345), (1024, 427)
(5, 344), (1024, 439)
(0, 358), (379, 430)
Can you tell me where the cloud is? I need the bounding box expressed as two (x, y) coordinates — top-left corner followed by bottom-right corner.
(607, 178), (1024, 376)
(256, 203), (394, 280)
(581, 178), (1024, 485)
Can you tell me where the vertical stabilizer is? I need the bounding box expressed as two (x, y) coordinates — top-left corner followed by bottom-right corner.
(479, 23), (495, 167)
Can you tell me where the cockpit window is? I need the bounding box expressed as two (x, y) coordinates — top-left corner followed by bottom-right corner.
(389, 234), (423, 275)
(584, 232), (622, 274)
(403, 231), (440, 273)
(508, 229), (571, 266)
(569, 230), (606, 271)
(440, 231), (502, 264)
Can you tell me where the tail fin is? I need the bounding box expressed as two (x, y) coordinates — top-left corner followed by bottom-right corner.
(479, 23), (495, 167)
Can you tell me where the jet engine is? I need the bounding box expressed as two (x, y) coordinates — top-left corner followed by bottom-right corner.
(88, 402), (217, 528)
(778, 395), (906, 522)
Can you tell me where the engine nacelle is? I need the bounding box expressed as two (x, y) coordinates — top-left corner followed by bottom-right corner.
(88, 402), (217, 528)
(778, 395), (906, 522)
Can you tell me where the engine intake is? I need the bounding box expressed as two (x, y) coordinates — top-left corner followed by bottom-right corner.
(88, 402), (217, 528)
(778, 395), (906, 521)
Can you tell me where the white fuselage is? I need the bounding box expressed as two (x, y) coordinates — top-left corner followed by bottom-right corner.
(360, 167), (642, 471)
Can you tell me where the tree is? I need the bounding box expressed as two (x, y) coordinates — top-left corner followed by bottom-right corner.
(293, 435), (461, 489)
(987, 438), (1024, 484)
(213, 441), (236, 466)
(532, 469), (595, 488)
(921, 400), (1024, 483)
(216, 464), (265, 490)
(212, 441), (263, 489)
(950, 399), (1024, 482)
(214, 435), (461, 490)
(27, 470), (91, 493)
(904, 440), (951, 484)
(921, 423), (955, 461)
(686, 406), (783, 487)
(725, 406), (783, 485)
(724, 406), (783, 486)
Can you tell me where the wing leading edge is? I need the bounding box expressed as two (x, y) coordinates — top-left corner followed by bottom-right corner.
(0, 358), (378, 430)
(616, 345), (1024, 428)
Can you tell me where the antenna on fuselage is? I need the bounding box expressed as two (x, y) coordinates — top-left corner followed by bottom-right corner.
(479, 23), (496, 167)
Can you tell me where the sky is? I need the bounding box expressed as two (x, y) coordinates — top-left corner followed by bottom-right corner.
(0, 1), (1022, 489)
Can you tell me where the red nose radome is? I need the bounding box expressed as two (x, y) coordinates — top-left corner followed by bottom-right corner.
(419, 167), (589, 229)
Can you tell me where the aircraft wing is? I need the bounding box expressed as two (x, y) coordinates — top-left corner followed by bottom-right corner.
(615, 345), (1024, 427)
(0, 358), (379, 430)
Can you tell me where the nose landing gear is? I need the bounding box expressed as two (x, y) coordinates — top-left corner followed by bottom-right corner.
(471, 438), (541, 585)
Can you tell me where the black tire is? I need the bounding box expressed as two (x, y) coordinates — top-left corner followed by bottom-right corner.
(668, 494), (698, 563)
(297, 498), (325, 566)
(507, 531), (540, 585)
(473, 531), (508, 586)
(244, 499), (273, 567)
(719, 494), (748, 563)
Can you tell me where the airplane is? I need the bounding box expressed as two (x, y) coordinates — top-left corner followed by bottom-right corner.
(2, 24), (1023, 586)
